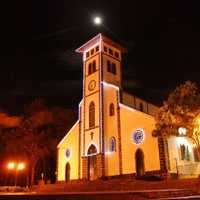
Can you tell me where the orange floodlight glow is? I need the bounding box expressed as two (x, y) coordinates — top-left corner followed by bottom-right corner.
(17, 163), (25, 170)
(7, 162), (15, 169)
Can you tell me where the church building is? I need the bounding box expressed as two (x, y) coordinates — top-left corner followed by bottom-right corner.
(57, 34), (200, 181)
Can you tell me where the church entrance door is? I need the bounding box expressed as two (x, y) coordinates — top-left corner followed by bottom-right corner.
(87, 145), (97, 180)
(135, 149), (145, 177)
(65, 163), (70, 182)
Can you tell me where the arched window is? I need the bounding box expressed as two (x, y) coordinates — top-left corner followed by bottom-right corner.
(89, 101), (95, 128)
(109, 103), (115, 116)
(88, 61), (96, 75)
(88, 63), (92, 75)
(109, 137), (116, 152)
(92, 60), (96, 73)
(91, 48), (94, 55)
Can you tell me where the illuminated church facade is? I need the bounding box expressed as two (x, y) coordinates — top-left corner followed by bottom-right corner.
(57, 34), (200, 181)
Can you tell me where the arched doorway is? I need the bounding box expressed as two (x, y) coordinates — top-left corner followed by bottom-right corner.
(65, 163), (70, 182)
(135, 149), (145, 177)
(87, 144), (97, 180)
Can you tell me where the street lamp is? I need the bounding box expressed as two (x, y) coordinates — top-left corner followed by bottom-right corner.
(17, 163), (25, 171)
(15, 162), (25, 187)
(7, 162), (15, 170)
(7, 161), (25, 187)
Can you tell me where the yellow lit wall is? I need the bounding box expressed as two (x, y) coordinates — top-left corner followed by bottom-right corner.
(85, 54), (100, 97)
(57, 121), (79, 181)
(84, 92), (100, 155)
(103, 85), (120, 176)
(120, 105), (160, 174)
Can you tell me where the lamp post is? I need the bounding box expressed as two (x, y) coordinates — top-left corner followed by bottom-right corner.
(15, 163), (25, 187)
(7, 161), (25, 187)
(7, 162), (15, 186)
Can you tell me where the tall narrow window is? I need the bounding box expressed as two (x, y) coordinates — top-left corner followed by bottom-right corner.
(95, 46), (99, 52)
(111, 63), (116, 74)
(180, 144), (186, 160)
(92, 60), (96, 73)
(109, 48), (113, 55)
(88, 61), (96, 75)
(186, 146), (190, 160)
(91, 48), (94, 55)
(180, 144), (190, 161)
(139, 103), (144, 112)
(109, 103), (115, 116)
(88, 63), (92, 75)
(109, 137), (116, 152)
(107, 60), (111, 72)
(89, 101), (95, 128)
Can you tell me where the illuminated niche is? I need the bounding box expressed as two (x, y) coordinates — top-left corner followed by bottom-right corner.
(65, 148), (71, 159)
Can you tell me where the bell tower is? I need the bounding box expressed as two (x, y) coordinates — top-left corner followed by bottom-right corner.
(76, 34), (126, 179)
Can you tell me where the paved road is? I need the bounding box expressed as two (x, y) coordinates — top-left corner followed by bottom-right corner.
(0, 192), (200, 200)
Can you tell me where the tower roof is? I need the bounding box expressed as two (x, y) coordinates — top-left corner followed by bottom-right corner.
(75, 33), (127, 53)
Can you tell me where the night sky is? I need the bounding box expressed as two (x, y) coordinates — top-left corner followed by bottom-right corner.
(2, 0), (200, 114)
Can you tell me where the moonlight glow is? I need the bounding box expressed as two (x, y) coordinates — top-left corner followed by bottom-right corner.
(94, 16), (102, 25)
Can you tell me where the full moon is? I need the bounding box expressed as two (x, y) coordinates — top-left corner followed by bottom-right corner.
(94, 16), (102, 25)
